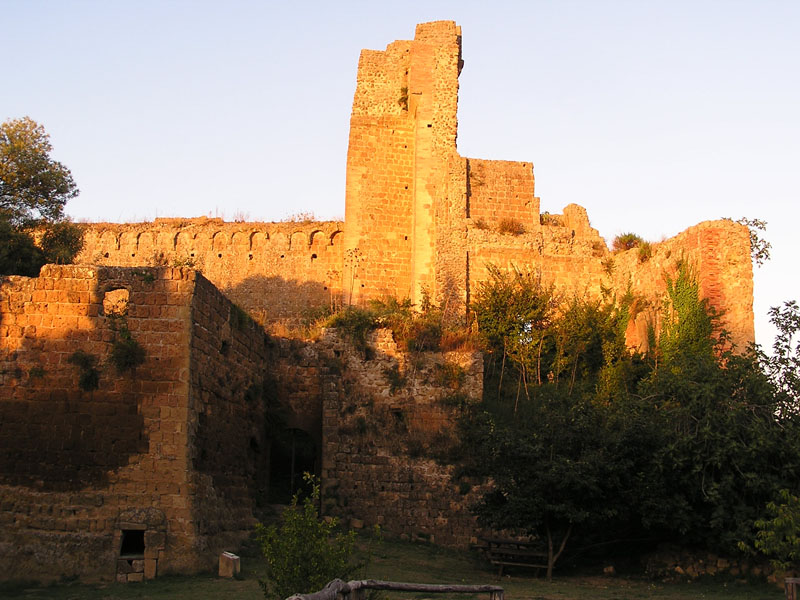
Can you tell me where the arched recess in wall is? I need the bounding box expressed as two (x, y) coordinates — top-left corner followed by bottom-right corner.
(212, 231), (230, 253)
(175, 231), (195, 256)
(330, 231), (342, 246)
(309, 230), (326, 247)
(137, 231), (155, 260)
(250, 231), (269, 254)
(193, 231), (212, 253)
(268, 428), (317, 504)
(119, 231), (139, 258)
(271, 232), (289, 254)
(289, 231), (307, 251)
(231, 230), (250, 250)
(100, 230), (120, 253)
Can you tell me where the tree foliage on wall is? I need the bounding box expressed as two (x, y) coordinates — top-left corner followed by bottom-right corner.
(461, 262), (800, 578)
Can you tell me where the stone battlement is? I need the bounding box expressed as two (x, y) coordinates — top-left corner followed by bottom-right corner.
(75, 20), (753, 348)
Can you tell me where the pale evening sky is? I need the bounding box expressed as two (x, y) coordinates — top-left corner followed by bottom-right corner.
(3, 0), (798, 347)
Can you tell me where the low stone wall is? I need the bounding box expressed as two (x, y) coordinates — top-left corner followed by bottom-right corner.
(645, 547), (780, 582)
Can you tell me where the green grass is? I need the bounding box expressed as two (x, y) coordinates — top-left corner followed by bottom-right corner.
(0, 535), (784, 600)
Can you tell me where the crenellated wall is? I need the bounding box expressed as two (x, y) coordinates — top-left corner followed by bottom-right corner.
(77, 218), (344, 327)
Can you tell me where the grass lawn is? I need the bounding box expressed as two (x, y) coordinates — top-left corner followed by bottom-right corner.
(0, 535), (785, 600)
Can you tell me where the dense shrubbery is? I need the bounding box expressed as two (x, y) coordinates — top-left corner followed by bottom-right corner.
(325, 293), (475, 356)
(461, 262), (800, 578)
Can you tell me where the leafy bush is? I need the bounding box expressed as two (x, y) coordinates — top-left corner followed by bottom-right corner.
(326, 305), (379, 354)
(0, 218), (45, 276)
(498, 218), (525, 236)
(67, 350), (99, 392)
(256, 474), (358, 599)
(612, 232), (644, 252)
(637, 241), (653, 263)
(39, 220), (84, 264)
(744, 489), (800, 571)
(461, 260), (800, 575)
(108, 317), (146, 373)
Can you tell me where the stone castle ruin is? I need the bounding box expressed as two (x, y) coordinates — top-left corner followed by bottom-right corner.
(0, 22), (754, 581)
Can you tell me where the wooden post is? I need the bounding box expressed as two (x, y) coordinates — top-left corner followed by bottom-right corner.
(786, 577), (800, 600)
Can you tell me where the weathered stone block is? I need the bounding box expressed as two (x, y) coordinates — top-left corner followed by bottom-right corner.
(144, 558), (157, 579)
(218, 552), (240, 578)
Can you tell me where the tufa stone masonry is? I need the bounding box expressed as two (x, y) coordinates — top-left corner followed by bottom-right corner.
(1, 21), (755, 581)
(76, 20), (754, 350)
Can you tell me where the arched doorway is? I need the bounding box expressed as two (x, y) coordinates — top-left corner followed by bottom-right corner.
(268, 428), (317, 504)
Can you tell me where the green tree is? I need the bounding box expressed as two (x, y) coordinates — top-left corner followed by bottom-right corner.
(471, 265), (557, 401)
(0, 218), (45, 276)
(752, 489), (800, 571)
(461, 260), (800, 575)
(256, 474), (358, 599)
(1, 117), (77, 226)
(0, 117), (83, 275)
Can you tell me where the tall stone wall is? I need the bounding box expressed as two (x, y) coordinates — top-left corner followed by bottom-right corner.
(0, 266), (196, 580)
(0, 266), (280, 581)
(466, 158), (539, 228)
(609, 219), (755, 351)
(341, 21), (754, 349)
(318, 329), (487, 548)
(186, 273), (278, 561)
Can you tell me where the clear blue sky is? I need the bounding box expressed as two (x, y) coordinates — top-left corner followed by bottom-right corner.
(4, 0), (798, 347)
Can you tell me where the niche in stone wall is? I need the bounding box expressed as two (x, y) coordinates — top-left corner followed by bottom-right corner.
(269, 428), (317, 504)
(102, 288), (129, 317)
(114, 508), (166, 583)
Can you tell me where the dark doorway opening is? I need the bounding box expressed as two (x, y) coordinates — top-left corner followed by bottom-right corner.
(120, 529), (145, 558)
(269, 428), (317, 504)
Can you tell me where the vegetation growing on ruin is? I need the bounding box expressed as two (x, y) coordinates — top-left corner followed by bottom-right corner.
(108, 316), (146, 373)
(540, 211), (561, 226)
(67, 350), (100, 392)
(497, 217), (525, 236)
(325, 294), (476, 357)
(730, 216), (772, 267)
(612, 232), (644, 252)
(398, 86), (409, 110)
(637, 240), (653, 262)
(230, 303), (254, 332)
(460, 261), (800, 579)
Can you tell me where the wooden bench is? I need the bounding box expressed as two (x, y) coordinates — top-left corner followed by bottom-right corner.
(479, 537), (548, 577)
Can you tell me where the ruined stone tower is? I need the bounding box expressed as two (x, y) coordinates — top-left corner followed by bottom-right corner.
(343, 21), (754, 349)
(343, 21), (465, 306)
